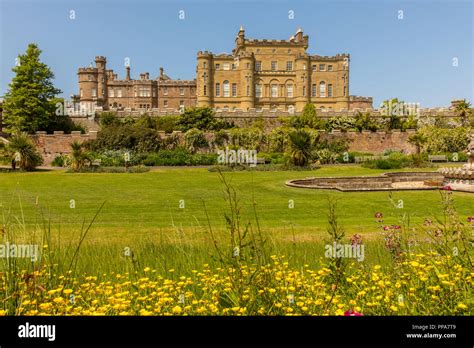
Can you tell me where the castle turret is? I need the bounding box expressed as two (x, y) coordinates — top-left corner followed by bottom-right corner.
(239, 51), (254, 110)
(196, 51), (213, 107)
(95, 56), (107, 107)
(295, 54), (310, 110)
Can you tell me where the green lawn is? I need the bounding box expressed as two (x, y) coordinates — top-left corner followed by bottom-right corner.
(1, 165), (472, 246)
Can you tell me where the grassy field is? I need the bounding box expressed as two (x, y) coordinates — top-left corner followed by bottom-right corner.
(1, 165), (472, 315)
(1, 165), (472, 243)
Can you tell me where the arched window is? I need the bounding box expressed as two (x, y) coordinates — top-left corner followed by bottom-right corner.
(320, 81), (326, 98)
(223, 81), (230, 97)
(271, 84), (278, 97)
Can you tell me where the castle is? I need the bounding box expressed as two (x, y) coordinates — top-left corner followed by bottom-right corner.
(77, 28), (372, 113)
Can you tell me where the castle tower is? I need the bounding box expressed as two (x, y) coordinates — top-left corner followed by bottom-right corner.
(77, 63), (99, 111)
(196, 51), (213, 107)
(295, 54), (310, 111)
(236, 25), (245, 49)
(239, 51), (254, 110)
(95, 56), (107, 107)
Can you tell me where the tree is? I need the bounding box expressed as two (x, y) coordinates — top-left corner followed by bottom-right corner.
(6, 133), (43, 171)
(408, 132), (428, 155)
(69, 141), (89, 171)
(178, 107), (233, 131)
(3, 43), (61, 133)
(454, 100), (472, 127)
(288, 129), (313, 167)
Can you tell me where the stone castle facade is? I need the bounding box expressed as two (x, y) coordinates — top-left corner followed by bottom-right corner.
(77, 28), (372, 113)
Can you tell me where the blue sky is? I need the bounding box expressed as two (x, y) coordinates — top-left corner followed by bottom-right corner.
(1, 0), (472, 107)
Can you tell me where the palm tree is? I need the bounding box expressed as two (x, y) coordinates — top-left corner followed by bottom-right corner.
(6, 133), (43, 171)
(288, 129), (313, 167)
(454, 100), (472, 126)
(69, 141), (89, 171)
(408, 133), (428, 155)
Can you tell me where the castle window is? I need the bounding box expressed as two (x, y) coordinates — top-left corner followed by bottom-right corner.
(255, 84), (262, 98)
(92, 88), (97, 97)
(102, 89), (105, 96)
(271, 84), (278, 97)
(180, 100), (184, 106)
(302, 86), (306, 97)
(109, 88), (114, 97)
(288, 105), (295, 113)
(328, 84), (333, 97)
(319, 64), (326, 71)
(247, 63), (250, 69)
(117, 89), (122, 98)
(80, 89), (83, 97)
(256, 61), (262, 71)
(312, 84), (317, 97)
(328, 65), (333, 71)
(223, 80), (230, 97)
(231, 63), (236, 70)
(164, 87), (168, 96)
(286, 85), (293, 98)
(232, 83), (237, 97)
(312, 65), (317, 71)
(203, 62), (207, 68)
(180, 87), (185, 96)
(88, 74), (92, 81)
(223, 63), (230, 71)
(247, 85), (250, 96)
(203, 85), (207, 96)
(153, 89), (156, 97)
(164, 100), (168, 107)
(215, 64), (220, 70)
(271, 61), (277, 71)
(286, 61), (293, 71)
(320, 81), (326, 97)
(215, 83), (220, 96)
(343, 86), (346, 96)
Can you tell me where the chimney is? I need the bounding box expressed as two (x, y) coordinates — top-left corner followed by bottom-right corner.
(145, 72), (149, 80)
(160, 67), (164, 79)
(126, 66), (131, 81)
(295, 28), (303, 42)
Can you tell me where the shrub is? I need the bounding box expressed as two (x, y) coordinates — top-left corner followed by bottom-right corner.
(6, 133), (43, 171)
(314, 149), (339, 164)
(229, 128), (266, 150)
(51, 154), (67, 167)
(287, 129), (313, 167)
(268, 127), (292, 152)
(156, 115), (180, 133)
(418, 126), (471, 153)
(184, 128), (209, 153)
(354, 112), (379, 132)
(325, 116), (356, 132)
(99, 111), (119, 127)
(178, 107), (233, 131)
(143, 148), (217, 166)
(213, 130), (230, 148)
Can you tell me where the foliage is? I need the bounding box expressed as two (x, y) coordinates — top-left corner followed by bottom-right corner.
(325, 116), (356, 132)
(354, 112), (379, 132)
(362, 152), (429, 169)
(88, 124), (163, 153)
(287, 129), (313, 167)
(184, 128), (209, 153)
(290, 103), (324, 129)
(66, 166), (150, 173)
(408, 132), (428, 154)
(268, 127), (292, 152)
(143, 148), (217, 166)
(99, 112), (120, 128)
(454, 100), (472, 127)
(68, 141), (90, 171)
(178, 107), (233, 131)
(213, 130), (230, 148)
(418, 126), (471, 153)
(228, 128), (266, 151)
(5, 133), (43, 170)
(51, 154), (67, 167)
(156, 115), (181, 133)
(2, 43), (61, 133)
